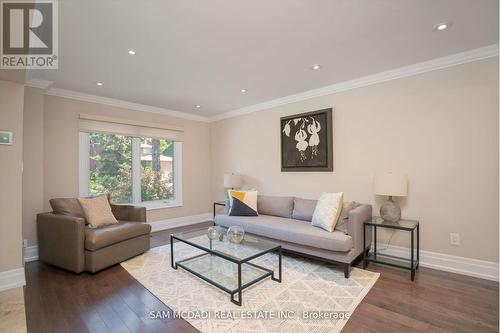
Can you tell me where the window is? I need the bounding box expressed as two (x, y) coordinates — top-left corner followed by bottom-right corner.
(79, 132), (182, 209)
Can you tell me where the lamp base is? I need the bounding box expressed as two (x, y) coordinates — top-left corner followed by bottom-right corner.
(380, 196), (401, 222)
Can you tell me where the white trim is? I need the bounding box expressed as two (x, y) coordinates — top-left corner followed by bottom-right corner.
(0, 268), (25, 292)
(148, 213), (212, 232)
(209, 44), (499, 122)
(142, 201), (183, 211)
(45, 88), (210, 123)
(30, 45), (498, 124)
(20, 237), (499, 281)
(79, 113), (184, 132)
(78, 132), (90, 197)
(173, 142), (183, 207)
(25, 78), (53, 90)
(372, 243), (499, 282)
(24, 246), (39, 262)
(131, 138), (141, 204)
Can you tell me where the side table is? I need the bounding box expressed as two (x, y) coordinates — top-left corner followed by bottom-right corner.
(363, 217), (419, 281)
(213, 201), (226, 221)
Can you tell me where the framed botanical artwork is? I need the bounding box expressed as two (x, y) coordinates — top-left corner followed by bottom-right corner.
(280, 108), (333, 172)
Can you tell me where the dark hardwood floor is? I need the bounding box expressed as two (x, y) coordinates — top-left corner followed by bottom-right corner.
(24, 222), (499, 333)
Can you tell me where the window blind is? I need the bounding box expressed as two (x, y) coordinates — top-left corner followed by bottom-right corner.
(78, 114), (184, 141)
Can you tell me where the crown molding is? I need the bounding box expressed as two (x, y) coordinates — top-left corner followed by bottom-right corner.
(25, 78), (53, 89)
(209, 43), (499, 122)
(45, 88), (211, 123)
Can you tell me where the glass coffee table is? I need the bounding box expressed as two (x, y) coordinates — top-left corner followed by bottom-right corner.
(170, 229), (282, 306)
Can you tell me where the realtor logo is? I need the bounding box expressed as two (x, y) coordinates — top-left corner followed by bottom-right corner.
(1, 0), (58, 69)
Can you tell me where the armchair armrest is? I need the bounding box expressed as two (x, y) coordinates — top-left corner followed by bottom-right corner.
(110, 204), (146, 222)
(36, 213), (86, 273)
(347, 204), (372, 255)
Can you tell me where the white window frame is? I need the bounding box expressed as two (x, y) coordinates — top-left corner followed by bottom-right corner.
(79, 132), (183, 210)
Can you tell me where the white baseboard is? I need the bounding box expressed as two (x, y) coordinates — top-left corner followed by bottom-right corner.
(21, 214), (498, 282)
(22, 213), (213, 262)
(148, 212), (213, 232)
(372, 243), (499, 281)
(0, 267), (26, 292)
(24, 246), (39, 262)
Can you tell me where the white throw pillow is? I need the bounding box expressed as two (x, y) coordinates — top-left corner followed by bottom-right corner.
(311, 192), (344, 232)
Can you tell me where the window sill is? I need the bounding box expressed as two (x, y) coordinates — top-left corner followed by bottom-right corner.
(141, 201), (183, 211)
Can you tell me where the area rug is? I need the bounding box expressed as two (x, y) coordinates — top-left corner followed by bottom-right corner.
(121, 237), (379, 333)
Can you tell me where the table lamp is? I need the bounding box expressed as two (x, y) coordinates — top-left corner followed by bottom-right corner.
(374, 172), (408, 222)
(224, 173), (242, 190)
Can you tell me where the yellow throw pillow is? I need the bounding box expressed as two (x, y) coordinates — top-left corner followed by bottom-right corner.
(78, 195), (118, 228)
(228, 190), (258, 216)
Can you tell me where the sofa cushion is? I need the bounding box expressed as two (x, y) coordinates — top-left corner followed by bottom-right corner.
(50, 198), (86, 219)
(85, 221), (151, 251)
(335, 201), (361, 234)
(257, 195), (294, 218)
(292, 197), (317, 221)
(216, 214), (352, 252)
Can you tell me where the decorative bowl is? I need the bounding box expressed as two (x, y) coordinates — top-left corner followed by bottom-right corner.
(207, 226), (221, 240)
(227, 226), (245, 243)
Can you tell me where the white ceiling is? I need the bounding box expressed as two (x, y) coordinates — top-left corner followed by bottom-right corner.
(30, 0), (499, 116)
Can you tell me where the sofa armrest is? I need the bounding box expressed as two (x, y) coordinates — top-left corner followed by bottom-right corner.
(36, 213), (86, 273)
(347, 204), (372, 255)
(110, 204), (146, 222)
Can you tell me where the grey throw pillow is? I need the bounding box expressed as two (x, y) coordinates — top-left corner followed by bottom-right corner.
(257, 195), (294, 218)
(292, 197), (318, 222)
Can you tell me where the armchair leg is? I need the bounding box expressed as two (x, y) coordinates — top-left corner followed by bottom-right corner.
(344, 263), (351, 279)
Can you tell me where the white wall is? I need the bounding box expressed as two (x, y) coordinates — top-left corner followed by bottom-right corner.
(0, 80), (24, 273)
(210, 57), (499, 262)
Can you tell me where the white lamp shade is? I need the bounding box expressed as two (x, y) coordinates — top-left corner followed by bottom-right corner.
(374, 172), (408, 197)
(224, 173), (242, 188)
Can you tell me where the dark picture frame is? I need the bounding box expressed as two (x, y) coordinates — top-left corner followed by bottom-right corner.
(280, 108), (333, 172)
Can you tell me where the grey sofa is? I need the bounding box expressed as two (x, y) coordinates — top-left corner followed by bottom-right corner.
(215, 195), (372, 278)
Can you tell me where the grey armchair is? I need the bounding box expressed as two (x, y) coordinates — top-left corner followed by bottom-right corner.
(37, 198), (151, 273)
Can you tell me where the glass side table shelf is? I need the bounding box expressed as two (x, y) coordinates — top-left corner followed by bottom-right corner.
(363, 217), (420, 281)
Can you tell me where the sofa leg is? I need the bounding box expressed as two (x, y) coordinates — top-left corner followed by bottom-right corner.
(344, 264), (350, 279)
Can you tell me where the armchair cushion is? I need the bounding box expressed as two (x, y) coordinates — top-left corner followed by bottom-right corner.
(49, 198), (85, 219)
(85, 221), (151, 251)
(110, 204), (147, 222)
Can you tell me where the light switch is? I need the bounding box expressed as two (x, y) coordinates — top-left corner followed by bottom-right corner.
(0, 131), (13, 145)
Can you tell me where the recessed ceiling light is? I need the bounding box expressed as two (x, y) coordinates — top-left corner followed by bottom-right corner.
(240, 88), (247, 93)
(96, 81), (103, 86)
(435, 23), (450, 31)
(195, 105), (201, 108)
(311, 64), (321, 70)
(128, 49), (136, 55)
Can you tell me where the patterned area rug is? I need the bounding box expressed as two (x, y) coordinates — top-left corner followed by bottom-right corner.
(121, 238), (379, 333)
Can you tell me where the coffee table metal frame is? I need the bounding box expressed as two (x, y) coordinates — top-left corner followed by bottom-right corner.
(170, 234), (282, 306)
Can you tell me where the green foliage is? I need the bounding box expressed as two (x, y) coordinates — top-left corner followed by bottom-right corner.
(89, 133), (173, 203)
(141, 168), (173, 201)
(160, 140), (173, 157)
(89, 133), (132, 203)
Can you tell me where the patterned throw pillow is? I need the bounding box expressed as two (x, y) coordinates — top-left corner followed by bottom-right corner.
(311, 192), (344, 232)
(228, 190), (258, 216)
